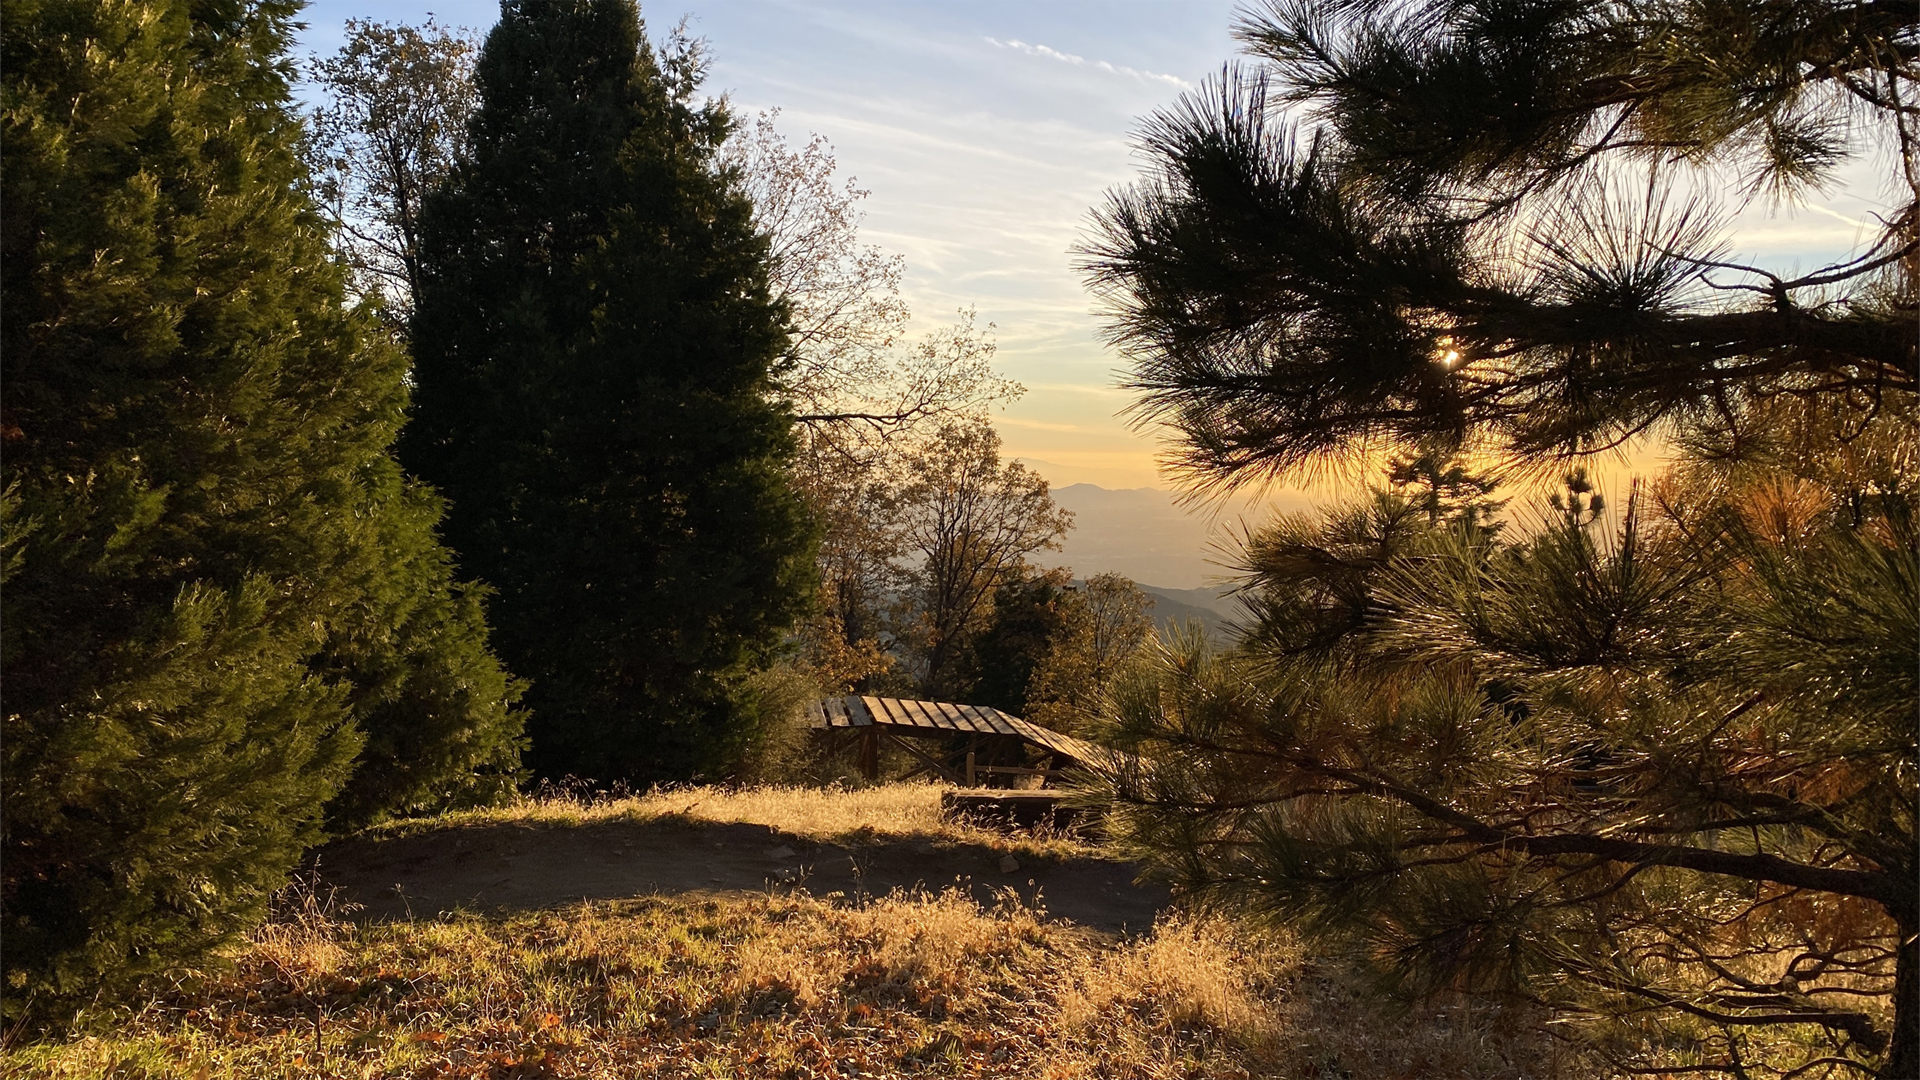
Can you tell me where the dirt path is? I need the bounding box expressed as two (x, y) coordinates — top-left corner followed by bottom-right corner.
(313, 816), (1173, 935)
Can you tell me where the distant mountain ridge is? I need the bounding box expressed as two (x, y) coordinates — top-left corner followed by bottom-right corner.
(1072, 578), (1240, 640)
(1138, 584), (1238, 638)
(1045, 481), (1312, 591)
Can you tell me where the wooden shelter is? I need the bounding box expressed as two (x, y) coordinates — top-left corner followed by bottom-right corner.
(806, 695), (1114, 786)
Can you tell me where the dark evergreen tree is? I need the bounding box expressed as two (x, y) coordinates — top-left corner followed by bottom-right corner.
(314, 471), (527, 830)
(403, 0), (817, 782)
(1, 0), (523, 1026)
(969, 567), (1074, 716)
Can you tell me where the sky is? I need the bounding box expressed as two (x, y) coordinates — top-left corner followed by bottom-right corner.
(297, 0), (1240, 490)
(295, 0), (1900, 499)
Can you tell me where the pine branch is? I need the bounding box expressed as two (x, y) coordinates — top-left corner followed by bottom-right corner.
(1136, 729), (1910, 907)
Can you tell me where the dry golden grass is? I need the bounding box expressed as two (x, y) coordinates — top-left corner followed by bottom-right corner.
(510, 783), (948, 838)
(10, 785), (1861, 1078)
(368, 782), (1091, 861)
(4, 885), (1576, 1080)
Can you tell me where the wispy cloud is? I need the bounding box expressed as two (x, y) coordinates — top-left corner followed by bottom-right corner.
(985, 37), (1193, 90)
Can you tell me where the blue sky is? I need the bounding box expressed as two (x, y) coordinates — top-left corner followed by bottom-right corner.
(295, 1), (1898, 494)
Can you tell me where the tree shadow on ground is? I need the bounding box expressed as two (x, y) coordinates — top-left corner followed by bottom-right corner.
(313, 816), (1172, 935)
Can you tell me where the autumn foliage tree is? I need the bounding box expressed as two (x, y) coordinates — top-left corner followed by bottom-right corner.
(1024, 573), (1155, 734)
(720, 113), (1018, 453)
(972, 570), (1155, 733)
(722, 116), (1027, 694)
(894, 420), (1073, 699)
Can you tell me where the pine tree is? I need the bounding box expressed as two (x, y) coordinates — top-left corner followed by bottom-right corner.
(1105, 469), (1914, 1077)
(1083, 2), (1916, 1074)
(1, 0), (523, 1025)
(403, 0), (816, 783)
(1079, 0), (1914, 488)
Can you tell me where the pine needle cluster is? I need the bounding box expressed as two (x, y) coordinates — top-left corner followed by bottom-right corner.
(1098, 450), (1914, 1075)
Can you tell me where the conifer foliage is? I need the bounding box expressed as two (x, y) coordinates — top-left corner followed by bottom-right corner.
(1, 0), (523, 1025)
(1080, 0), (1915, 488)
(1085, 1), (1916, 1075)
(403, 0), (816, 782)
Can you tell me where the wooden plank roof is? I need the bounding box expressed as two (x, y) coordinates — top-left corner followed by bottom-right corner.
(806, 695), (1116, 770)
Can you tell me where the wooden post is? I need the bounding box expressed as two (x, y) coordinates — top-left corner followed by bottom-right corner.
(860, 729), (878, 780)
(966, 751), (976, 788)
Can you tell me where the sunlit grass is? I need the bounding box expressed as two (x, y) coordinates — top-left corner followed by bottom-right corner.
(378, 782), (948, 839)
(366, 781), (1093, 861)
(5, 886), (1572, 1079)
(1, 784), (1627, 1078)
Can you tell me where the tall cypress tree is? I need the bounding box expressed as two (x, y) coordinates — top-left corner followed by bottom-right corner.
(404, 0), (816, 782)
(1, 0), (523, 1024)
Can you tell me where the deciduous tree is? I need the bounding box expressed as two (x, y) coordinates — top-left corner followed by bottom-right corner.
(725, 117), (1026, 696)
(895, 420), (1073, 699)
(720, 113), (1018, 453)
(306, 18), (479, 321)
(1025, 572), (1156, 734)
(796, 448), (907, 694)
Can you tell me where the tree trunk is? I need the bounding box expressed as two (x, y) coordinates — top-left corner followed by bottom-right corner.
(1887, 917), (1917, 1080)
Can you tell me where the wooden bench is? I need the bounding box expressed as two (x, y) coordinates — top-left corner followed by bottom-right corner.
(964, 751), (1068, 787)
(940, 789), (1092, 832)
